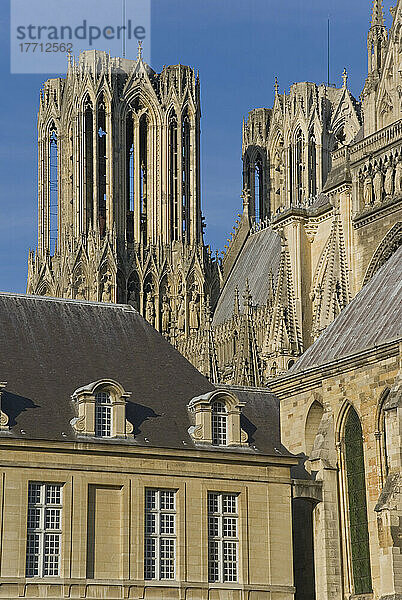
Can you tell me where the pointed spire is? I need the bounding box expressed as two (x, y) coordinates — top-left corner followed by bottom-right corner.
(342, 67), (348, 88)
(274, 76), (279, 96)
(371, 0), (385, 28)
(137, 40), (143, 61)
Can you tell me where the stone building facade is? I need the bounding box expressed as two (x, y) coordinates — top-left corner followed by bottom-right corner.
(269, 246), (402, 600)
(0, 293), (296, 600)
(27, 0), (402, 387)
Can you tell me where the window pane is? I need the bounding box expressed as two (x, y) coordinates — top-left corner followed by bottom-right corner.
(145, 512), (156, 535)
(223, 494), (237, 514)
(160, 513), (175, 535)
(144, 537), (156, 579)
(95, 404), (111, 437)
(223, 541), (237, 582)
(45, 508), (61, 530)
(145, 489), (157, 510)
(28, 483), (41, 505)
(26, 533), (40, 577)
(43, 533), (60, 576)
(208, 516), (219, 537)
(208, 492), (219, 514)
(208, 540), (219, 583)
(46, 485), (61, 505)
(27, 507), (41, 530)
(160, 538), (175, 579)
(160, 490), (175, 510)
(223, 517), (237, 538)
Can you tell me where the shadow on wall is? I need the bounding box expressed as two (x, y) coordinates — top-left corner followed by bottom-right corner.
(126, 401), (160, 436)
(2, 391), (38, 428)
(240, 414), (257, 445)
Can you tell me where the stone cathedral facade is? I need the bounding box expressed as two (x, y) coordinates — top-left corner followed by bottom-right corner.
(28, 1), (402, 386)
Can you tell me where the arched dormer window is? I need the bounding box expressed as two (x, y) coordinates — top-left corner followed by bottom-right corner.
(187, 390), (248, 447)
(71, 379), (133, 439)
(211, 401), (227, 446)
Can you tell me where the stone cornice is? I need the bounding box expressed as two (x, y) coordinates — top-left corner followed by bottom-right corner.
(267, 340), (400, 399)
(0, 437), (298, 467)
(353, 196), (402, 229)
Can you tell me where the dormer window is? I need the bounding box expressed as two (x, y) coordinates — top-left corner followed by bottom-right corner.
(71, 379), (133, 439)
(95, 392), (112, 437)
(211, 401), (227, 446)
(188, 390), (248, 447)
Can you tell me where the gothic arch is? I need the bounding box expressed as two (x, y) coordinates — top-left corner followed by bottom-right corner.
(337, 403), (373, 596)
(376, 388), (391, 487)
(363, 222), (402, 285)
(305, 400), (324, 456)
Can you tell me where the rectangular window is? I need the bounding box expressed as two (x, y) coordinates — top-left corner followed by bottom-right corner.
(144, 489), (176, 580)
(26, 483), (62, 577)
(208, 492), (239, 583)
(95, 392), (112, 437)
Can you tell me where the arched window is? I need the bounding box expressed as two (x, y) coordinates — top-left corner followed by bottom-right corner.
(308, 132), (317, 197)
(48, 124), (58, 255)
(254, 156), (263, 222)
(126, 112), (134, 213)
(139, 114), (148, 244)
(182, 110), (191, 242)
(212, 401), (227, 446)
(344, 407), (372, 595)
(295, 130), (304, 204)
(168, 112), (179, 241)
(83, 97), (94, 231)
(97, 95), (107, 236)
(305, 400), (323, 456)
(95, 391), (112, 437)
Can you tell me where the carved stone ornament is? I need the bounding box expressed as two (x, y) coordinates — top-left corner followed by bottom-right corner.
(188, 424), (203, 440)
(70, 415), (86, 432)
(240, 428), (249, 444)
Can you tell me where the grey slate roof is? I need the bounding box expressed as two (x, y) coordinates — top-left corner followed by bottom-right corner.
(291, 246), (402, 373)
(213, 227), (281, 325)
(0, 293), (286, 456)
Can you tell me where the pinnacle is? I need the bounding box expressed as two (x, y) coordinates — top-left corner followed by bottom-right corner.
(371, 0), (385, 28)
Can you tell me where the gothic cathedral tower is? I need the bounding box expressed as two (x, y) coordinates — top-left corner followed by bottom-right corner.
(27, 48), (219, 348)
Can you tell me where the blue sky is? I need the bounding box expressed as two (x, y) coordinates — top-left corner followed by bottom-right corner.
(0, 0), (394, 293)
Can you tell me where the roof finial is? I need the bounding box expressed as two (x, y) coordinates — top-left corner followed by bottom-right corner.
(137, 40), (143, 61)
(371, 0), (385, 28)
(274, 76), (279, 96)
(342, 67), (348, 88)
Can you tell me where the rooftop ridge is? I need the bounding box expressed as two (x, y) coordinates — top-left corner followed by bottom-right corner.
(0, 291), (137, 312)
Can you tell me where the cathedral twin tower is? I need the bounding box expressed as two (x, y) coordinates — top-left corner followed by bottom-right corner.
(28, 47), (218, 339)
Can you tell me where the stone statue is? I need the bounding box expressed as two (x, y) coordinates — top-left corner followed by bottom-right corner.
(373, 168), (383, 204)
(161, 295), (171, 333)
(75, 275), (86, 300)
(145, 292), (155, 325)
(384, 162), (394, 197)
(189, 291), (199, 330)
(128, 289), (139, 311)
(177, 295), (185, 331)
(395, 159), (402, 196)
(363, 173), (373, 206)
(101, 272), (112, 302)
